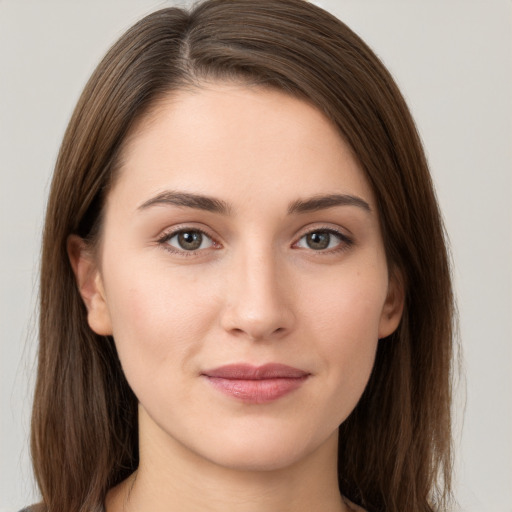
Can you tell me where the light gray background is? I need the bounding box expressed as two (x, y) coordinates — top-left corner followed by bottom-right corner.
(1, 1), (510, 511)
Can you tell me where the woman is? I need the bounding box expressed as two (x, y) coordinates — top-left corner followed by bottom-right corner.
(27, 0), (455, 511)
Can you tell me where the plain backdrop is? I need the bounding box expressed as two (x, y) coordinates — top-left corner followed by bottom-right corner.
(1, 1), (510, 511)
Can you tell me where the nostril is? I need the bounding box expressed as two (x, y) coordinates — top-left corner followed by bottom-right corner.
(219, 277), (296, 340)
(224, 322), (290, 342)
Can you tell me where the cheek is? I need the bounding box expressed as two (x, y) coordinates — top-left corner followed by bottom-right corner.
(307, 264), (387, 345)
(101, 259), (221, 392)
(302, 267), (386, 413)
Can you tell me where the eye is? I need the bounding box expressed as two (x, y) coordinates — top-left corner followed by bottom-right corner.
(295, 229), (350, 251)
(163, 229), (215, 252)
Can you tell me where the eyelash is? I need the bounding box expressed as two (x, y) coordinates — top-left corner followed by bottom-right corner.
(156, 226), (353, 256)
(157, 227), (220, 257)
(293, 227), (354, 254)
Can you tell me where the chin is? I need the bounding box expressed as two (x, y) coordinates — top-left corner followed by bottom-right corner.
(205, 443), (313, 472)
(195, 425), (339, 474)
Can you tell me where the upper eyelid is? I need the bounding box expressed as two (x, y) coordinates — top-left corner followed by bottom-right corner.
(157, 227), (221, 256)
(292, 226), (354, 253)
(294, 225), (352, 241)
(164, 228), (214, 243)
(156, 223), (352, 248)
(158, 225), (218, 242)
(157, 227), (218, 250)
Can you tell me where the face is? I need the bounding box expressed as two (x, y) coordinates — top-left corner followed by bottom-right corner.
(71, 84), (403, 473)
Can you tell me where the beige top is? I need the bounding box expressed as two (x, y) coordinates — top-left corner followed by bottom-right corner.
(20, 496), (367, 512)
(20, 499), (366, 512)
(342, 496), (367, 511)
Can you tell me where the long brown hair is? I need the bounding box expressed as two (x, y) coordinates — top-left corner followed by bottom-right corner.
(32, 1), (455, 511)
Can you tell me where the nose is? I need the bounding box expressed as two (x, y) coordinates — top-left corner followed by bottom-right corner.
(220, 247), (296, 341)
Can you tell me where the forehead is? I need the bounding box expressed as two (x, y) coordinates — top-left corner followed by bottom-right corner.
(112, 83), (374, 210)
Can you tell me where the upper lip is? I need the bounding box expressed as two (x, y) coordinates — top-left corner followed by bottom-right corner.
(202, 363), (309, 380)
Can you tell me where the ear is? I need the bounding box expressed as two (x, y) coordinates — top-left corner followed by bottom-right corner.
(67, 235), (113, 336)
(378, 268), (405, 339)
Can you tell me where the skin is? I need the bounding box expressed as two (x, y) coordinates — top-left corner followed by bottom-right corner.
(69, 83), (403, 512)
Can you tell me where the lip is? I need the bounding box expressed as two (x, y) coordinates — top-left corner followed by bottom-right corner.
(202, 363), (310, 404)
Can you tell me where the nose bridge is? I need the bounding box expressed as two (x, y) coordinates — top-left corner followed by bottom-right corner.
(221, 241), (294, 340)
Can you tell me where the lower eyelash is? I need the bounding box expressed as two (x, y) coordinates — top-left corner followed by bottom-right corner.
(299, 227), (354, 253)
(157, 228), (216, 256)
(155, 227), (353, 256)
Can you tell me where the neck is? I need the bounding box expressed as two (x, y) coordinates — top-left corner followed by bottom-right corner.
(106, 409), (349, 512)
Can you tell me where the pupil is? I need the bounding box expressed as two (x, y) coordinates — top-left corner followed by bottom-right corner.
(178, 231), (202, 250)
(307, 231), (330, 250)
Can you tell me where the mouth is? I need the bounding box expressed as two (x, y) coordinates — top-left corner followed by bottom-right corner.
(201, 363), (310, 404)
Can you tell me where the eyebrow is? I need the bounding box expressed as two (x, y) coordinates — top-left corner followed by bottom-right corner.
(137, 191), (371, 215)
(287, 194), (371, 214)
(138, 191), (231, 215)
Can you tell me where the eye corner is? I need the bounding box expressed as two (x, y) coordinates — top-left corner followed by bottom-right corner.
(157, 226), (222, 256)
(293, 227), (354, 253)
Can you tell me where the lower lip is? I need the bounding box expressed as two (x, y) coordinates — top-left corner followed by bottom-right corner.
(205, 376), (308, 404)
